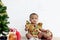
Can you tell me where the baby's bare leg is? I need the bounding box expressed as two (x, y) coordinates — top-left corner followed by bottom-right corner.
(26, 33), (33, 39)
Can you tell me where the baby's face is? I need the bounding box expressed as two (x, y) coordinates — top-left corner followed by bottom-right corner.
(30, 15), (38, 24)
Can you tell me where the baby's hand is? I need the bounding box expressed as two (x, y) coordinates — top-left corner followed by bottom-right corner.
(36, 29), (41, 33)
(25, 27), (28, 31)
(40, 29), (47, 32)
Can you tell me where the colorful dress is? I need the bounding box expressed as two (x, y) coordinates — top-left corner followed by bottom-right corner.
(26, 21), (42, 37)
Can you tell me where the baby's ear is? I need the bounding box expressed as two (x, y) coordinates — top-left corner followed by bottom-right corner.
(38, 23), (43, 26)
(26, 20), (30, 24)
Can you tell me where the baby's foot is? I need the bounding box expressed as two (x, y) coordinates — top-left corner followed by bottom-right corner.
(29, 37), (35, 40)
(35, 38), (41, 40)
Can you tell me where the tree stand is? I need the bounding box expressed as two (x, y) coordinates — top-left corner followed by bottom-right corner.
(0, 36), (7, 40)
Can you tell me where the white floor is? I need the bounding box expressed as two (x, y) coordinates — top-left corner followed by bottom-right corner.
(21, 37), (60, 40)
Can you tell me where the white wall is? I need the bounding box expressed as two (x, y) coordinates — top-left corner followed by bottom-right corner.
(2, 0), (60, 37)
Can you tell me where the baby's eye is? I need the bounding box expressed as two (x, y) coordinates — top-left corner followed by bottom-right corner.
(31, 18), (34, 19)
(35, 18), (38, 19)
(35, 18), (37, 19)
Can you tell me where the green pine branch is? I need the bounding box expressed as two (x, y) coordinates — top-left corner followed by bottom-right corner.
(0, 0), (10, 36)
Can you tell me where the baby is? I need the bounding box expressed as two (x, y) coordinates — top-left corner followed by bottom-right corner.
(25, 13), (53, 40)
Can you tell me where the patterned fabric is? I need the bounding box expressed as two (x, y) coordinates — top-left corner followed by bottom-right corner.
(26, 23), (42, 36)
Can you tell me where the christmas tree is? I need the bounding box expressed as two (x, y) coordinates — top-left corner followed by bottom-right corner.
(0, 0), (9, 36)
